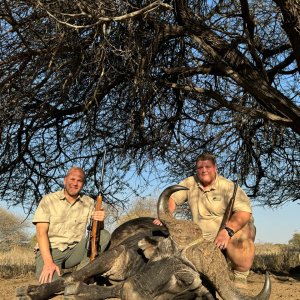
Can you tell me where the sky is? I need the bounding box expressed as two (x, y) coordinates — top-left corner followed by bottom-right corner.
(251, 202), (299, 244)
(1, 191), (299, 245)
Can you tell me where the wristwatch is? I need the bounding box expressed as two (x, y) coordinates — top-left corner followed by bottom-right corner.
(224, 226), (235, 237)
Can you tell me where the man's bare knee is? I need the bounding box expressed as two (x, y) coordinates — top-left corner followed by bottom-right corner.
(226, 223), (256, 271)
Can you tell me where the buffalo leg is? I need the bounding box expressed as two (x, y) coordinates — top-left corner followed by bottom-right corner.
(16, 279), (65, 300)
(16, 246), (126, 300)
(64, 282), (122, 300)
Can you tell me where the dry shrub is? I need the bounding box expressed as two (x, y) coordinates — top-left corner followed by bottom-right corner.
(0, 246), (35, 278)
(117, 197), (157, 226)
(253, 243), (300, 275)
(0, 208), (31, 252)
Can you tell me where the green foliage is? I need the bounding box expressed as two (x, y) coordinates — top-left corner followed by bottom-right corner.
(288, 232), (300, 247)
(0, 208), (30, 251)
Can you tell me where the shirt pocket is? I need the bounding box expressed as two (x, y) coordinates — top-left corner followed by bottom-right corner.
(73, 219), (87, 236)
(207, 194), (227, 216)
(48, 215), (66, 237)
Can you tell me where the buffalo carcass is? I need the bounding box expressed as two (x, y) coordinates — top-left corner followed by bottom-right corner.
(16, 185), (271, 300)
(17, 217), (211, 300)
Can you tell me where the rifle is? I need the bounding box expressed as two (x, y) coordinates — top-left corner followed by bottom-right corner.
(86, 150), (106, 261)
(218, 182), (238, 233)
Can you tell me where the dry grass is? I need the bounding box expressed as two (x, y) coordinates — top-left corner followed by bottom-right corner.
(253, 243), (300, 275)
(0, 246), (35, 278)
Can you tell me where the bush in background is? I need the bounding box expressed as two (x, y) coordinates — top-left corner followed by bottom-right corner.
(117, 197), (157, 226)
(289, 232), (300, 248)
(253, 242), (300, 275)
(0, 208), (31, 251)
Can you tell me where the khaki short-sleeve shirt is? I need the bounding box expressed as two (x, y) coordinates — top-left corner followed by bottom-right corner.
(171, 175), (252, 241)
(33, 190), (94, 251)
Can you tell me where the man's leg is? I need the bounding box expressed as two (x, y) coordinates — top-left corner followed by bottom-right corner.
(226, 222), (256, 284)
(66, 229), (111, 270)
(35, 248), (71, 281)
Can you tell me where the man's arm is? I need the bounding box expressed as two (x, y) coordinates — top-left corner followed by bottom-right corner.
(153, 197), (176, 225)
(168, 197), (177, 214)
(214, 211), (251, 249)
(226, 211), (251, 233)
(36, 222), (61, 283)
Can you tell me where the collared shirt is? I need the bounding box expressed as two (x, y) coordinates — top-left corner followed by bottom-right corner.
(33, 190), (94, 251)
(171, 175), (252, 241)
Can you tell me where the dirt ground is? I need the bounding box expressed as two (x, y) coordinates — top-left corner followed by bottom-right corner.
(1, 272), (299, 300)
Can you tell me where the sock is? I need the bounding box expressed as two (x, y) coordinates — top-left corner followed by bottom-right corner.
(233, 270), (249, 282)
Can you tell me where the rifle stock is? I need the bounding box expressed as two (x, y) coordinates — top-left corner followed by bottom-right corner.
(89, 195), (104, 261)
(87, 149), (107, 261)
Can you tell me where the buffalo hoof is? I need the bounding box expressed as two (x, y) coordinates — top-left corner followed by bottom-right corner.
(16, 286), (32, 300)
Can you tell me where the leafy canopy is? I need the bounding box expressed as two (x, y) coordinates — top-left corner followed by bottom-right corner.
(0, 0), (299, 213)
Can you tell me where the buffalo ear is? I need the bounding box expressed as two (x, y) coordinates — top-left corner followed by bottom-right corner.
(138, 236), (159, 259)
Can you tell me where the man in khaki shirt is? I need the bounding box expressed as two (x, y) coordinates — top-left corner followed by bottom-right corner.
(33, 167), (110, 283)
(154, 153), (256, 285)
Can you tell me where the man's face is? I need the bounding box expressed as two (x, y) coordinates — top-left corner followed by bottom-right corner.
(196, 160), (217, 187)
(64, 170), (85, 198)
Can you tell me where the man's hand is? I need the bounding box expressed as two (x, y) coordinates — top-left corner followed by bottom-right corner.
(92, 209), (105, 221)
(214, 228), (231, 250)
(153, 197), (176, 226)
(36, 222), (60, 283)
(153, 219), (163, 226)
(39, 261), (61, 284)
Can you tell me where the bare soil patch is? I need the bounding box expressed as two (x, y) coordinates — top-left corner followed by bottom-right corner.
(1, 272), (299, 300)
(240, 272), (300, 300)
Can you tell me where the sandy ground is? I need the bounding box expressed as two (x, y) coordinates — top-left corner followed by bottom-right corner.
(1, 272), (299, 300)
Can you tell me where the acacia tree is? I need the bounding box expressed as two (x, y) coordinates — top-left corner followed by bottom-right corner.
(0, 0), (299, 213)
(288, 232), (300, 248)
